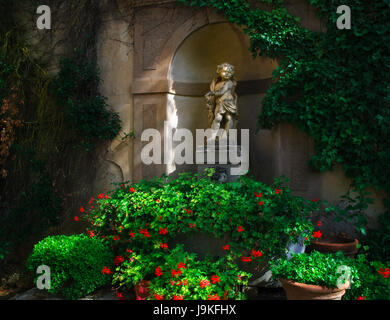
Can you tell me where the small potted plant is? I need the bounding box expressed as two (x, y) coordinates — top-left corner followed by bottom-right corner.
(307, 191), (370, 257)
(269, 251), (359, 300)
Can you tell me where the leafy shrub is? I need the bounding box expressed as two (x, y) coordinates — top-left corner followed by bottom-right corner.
(115, 244), (250, 300)
(343, 249), (390, 300)
(269, 250), (359, 289)
(79, 170), (318, 299)
(26, 234), (114, 300)
(53, 50), (121, 151)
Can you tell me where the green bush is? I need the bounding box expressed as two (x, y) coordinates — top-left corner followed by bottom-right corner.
(269, 251), (360, 289)
(26, 234), (114, 300)
(343, 251), (390, 300)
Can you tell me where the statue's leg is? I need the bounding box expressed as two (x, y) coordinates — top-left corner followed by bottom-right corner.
(224, 113), (235, 131)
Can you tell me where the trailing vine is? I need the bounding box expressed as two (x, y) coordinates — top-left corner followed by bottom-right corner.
(177, 0), (390, 224)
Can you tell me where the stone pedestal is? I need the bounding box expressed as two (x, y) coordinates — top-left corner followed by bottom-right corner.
(196, 142), (244, 183)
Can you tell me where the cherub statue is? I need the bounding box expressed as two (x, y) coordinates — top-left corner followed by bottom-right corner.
(205, 63), (238, 133)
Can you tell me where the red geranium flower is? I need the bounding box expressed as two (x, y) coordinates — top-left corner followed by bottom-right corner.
(129, 231), (135, 238)
(87, 230), (95, 238)
(160, 243), (168, 249)
(171, 268), (182, 277)
(155, 266), (163, 277)
(241, 256), (252, 262)
(237, 226), (244, 232)
(113, 236), (120, 241)
(139, 229), (150, 237)
(154, 294), (164, 300)
(126, 248), (133, 253)
(177, 262), (186, 270)
(114, 256), (124, 266)
(357, 296), (365, 300)
(116, 292), (125, 300)
(275, 188), (281, 194)
(258, 200), (264, 205)
(97, 193), (104, 199)
(210, 275), (220, 284)
(254, 192), (262, 197)
(207, 294), (220, 300)
(88, 197), (94, 205)
(312, 198), (319, 202)
(189, 223), (195, 228)
(102, 267), (111, 275)
(317, 221), (322, 226)
(74, 216), (79, 222)
(184, 208), (193, 214)
(79, 206), (84, 213)
(159, 228), (167, 235)
(251, 249), (262, 257)
(182, 279), (188, 286)
(222, 244), (230, 250)
(312, 230), (322, 238)
(199, 279), (210, 288)
(129, 187), (135, 193)
(378, 268), (390, 278)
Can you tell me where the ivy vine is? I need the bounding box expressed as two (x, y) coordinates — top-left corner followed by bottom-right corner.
(178, 0), (390, 217)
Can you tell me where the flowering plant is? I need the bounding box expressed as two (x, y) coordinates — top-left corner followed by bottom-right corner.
(79, 170), (318, 299)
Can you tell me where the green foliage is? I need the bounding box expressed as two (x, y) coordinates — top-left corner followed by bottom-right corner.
(116, 244), (250, 300)
(343, 249), (390, 300)
(80, 170), (318, 299)
(53, 50), (121, 151)
(269, 250), (359, 289)
(177, 0), (390, 223)
(26, 234), (114, 300)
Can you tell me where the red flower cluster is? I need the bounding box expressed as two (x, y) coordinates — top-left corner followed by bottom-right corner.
(160, 243), (168, 249)
(87, 230), (95, 238)
(126, 248), (133, 253)
(172, 295), (183, 300)
(251, 249), (262, 257)
(222, 244), (230, 250)
(155, 266), (163, 277)
(129, 187), (135, 193)
(114, 256), (124, 266)
(312, 230), (322, 238)
(97, 193), (105, 199)
(129, 231), (135, 238)
(378, 268), (390, 278)
(275, 188), (281, 194)
(177, 262), (186, 270)
(189, 223), (195, 228)
(74, 216), (79, 222)
(207, 294), (220, 300)
(254, 192), (262, 198)
(199, 279), (210, 288)
(116, 292), (125, 300)
(237, 226), (244, 232)
(102, 267), (111, 275)
(184, 208), (193, 214)
(241, 256), (252, 262)
(171, 268), (182, 277)
(258, 200), (264, 205)
(80, 206), (84, 213)
(210, 275), (220, 284)
(356, 296), (365, 300)
(155, 294), (164, 300)
(317, 221), (322, 226)
(159, 228), (168, 235)
(113, 236), (120, 241)
(139, 229), (150, 237)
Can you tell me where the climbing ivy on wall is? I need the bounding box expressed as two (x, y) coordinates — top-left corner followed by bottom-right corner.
(177, 0), (390, 213)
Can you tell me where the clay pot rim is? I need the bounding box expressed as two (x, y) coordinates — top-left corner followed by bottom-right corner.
(310, 237), (358, 249)
(280, 278), (349, 293)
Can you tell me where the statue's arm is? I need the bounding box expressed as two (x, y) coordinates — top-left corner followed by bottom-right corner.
(211, 81), (233, 97)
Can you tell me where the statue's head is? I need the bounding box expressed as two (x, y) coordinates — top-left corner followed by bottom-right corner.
(217, 63), (235, 80)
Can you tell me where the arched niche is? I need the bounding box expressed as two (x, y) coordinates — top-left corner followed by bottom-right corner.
(166, 22), (278, 175)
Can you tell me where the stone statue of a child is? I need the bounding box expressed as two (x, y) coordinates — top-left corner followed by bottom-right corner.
(205, 63), (238, 133)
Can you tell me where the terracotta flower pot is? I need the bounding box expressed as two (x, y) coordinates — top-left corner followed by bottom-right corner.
(307, 233), (359, 257)
(134, 280), (151, 300)
(280, 278), (349, 300)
